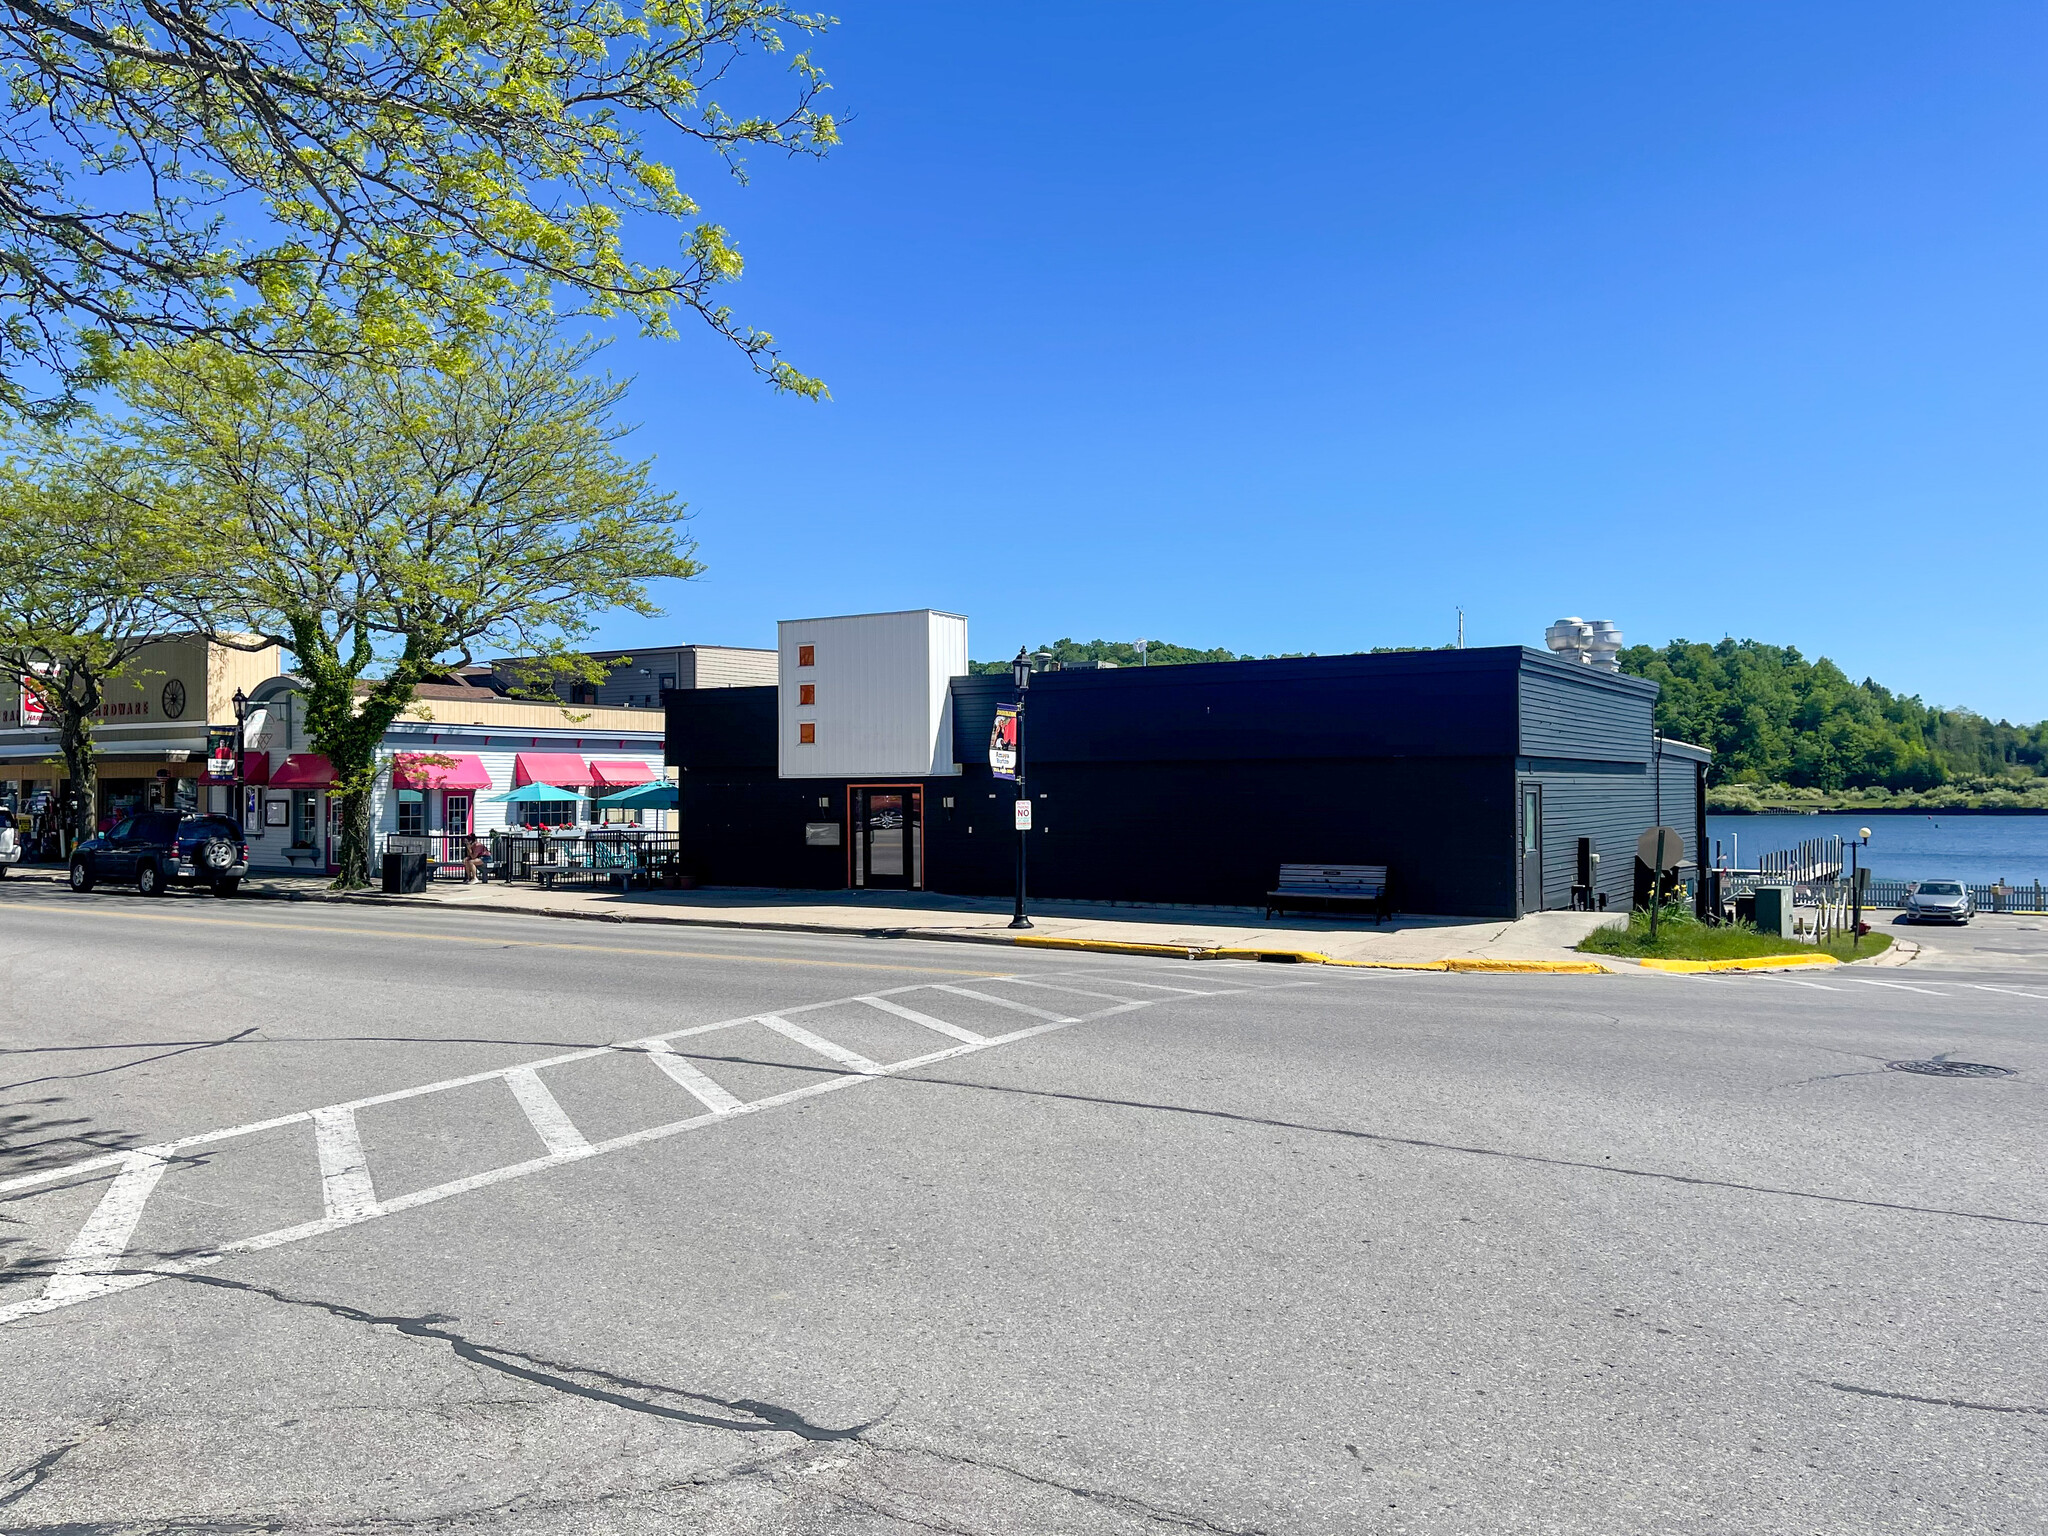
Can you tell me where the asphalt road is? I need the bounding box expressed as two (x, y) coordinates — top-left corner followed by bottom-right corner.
(1, 884), (2044, 1535)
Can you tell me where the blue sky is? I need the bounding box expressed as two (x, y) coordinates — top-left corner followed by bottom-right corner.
(588, 3), (2048, 721)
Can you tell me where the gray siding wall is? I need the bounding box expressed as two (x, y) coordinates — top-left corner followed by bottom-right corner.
(495, 645), (775, 707)
(692, 646), (778, 689)
(1518, 750), (1703, 911)
(1517, 654), (1656, 761)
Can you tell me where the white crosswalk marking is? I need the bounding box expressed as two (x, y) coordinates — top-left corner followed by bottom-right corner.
(1967, 984), (2048, 1001)
(41, 1152), (170, 1304)
(759, 1015), (885, 1075)
(1852, 979), (1950, 996)
(854, 994), (986, 1044)
(504, 1068), (592, 1157)
(930, 984), (1077, 1022)
(311, 1106), (379, 1219)
(1003, 978), (1169, 1004)
(1058, 977), (1217, 995)
(0, 971), (1290, 1327)
(642, 1040), (745, 1113)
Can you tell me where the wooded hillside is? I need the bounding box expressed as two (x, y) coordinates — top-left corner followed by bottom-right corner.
(1619, 638), (2048, 793)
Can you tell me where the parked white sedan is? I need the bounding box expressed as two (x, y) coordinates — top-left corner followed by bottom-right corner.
(1906, 879), (1975, 924)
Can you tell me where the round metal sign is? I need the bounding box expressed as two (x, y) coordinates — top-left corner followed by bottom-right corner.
(1636, 826), (1684, 870)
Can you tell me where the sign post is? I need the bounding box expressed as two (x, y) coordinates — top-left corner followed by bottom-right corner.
(1637, 825), (1684, 941)
(995, 653), (1032, 929)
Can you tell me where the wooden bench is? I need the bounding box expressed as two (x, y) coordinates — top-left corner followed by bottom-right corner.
(1266, 864), (1392, 924)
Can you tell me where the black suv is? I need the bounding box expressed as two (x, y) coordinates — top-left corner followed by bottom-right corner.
(70, 812), (250, 897)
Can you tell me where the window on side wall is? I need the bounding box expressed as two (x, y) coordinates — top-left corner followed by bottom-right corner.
(799, 722), (816, 745)
(797, 645), (815, 667)
(397, 794), (424, 836)
(799, 683), (816, 706)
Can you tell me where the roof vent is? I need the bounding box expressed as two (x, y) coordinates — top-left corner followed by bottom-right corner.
(1544, 617), (1623, 672)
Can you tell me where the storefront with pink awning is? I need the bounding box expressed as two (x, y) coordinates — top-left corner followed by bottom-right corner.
(237, 672), (669, 874)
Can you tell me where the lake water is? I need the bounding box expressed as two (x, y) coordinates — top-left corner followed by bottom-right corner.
(1706, 813), (2048, 885)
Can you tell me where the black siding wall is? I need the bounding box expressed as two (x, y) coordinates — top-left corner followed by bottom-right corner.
(666, 649), (1694, 919)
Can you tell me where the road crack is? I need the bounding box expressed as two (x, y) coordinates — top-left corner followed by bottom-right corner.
(0, 1440), (76, 1509)
(163, 1273), (876, 1441)
(884, 1072), (2048, 1229)
(1821, 1380), (2048, 1416)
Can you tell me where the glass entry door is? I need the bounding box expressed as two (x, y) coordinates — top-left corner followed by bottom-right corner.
(852, 787), (921, 890)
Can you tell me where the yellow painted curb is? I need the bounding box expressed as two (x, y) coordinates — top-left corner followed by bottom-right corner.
(1637, 952), (1841, 973)
(1013, 937), (1610, 972)
(1012, 936), (1207, 959)
(1442, 957), (1612, 974)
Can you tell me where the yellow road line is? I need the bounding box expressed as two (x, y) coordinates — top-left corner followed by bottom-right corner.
(1, 903), (1006, 975)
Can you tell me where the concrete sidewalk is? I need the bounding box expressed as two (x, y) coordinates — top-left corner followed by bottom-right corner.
(228, 873), (1630, 969)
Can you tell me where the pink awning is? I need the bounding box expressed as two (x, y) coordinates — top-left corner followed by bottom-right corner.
(588, 759), (655, 787)
(393, 752), (492, 791)
(512, 752), (596, 788)
(270, 753), (335, 788)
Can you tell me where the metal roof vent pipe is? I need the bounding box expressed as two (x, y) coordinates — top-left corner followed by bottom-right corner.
(1545, 617), (1624, 672)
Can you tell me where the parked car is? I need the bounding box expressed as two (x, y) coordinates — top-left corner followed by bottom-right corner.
(0, 808), (19, 876)
(1905, 878), (1975, 924)
(69, 812), (249, 897)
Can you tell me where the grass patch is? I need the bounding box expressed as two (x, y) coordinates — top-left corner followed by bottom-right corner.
(1578, 909), (1894, 962)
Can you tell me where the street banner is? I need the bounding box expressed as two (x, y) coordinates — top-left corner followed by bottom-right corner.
(206, 728), (238, 781)
(988, 704), (1019, 780)
(19, 669), (48, 726)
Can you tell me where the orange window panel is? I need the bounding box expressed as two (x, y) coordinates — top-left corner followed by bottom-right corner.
(797, 645), (815, 667)
(799, 683), (816, 705)
(798, 722), (816, 745)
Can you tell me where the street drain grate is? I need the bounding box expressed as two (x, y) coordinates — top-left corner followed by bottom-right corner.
(1885, 1059), (2016, 1079)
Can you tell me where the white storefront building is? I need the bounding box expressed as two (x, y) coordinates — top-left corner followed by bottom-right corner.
(237, 675), (672, 874)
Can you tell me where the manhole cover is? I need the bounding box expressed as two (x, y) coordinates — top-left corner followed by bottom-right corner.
(1885, 1059), (2016, 1079)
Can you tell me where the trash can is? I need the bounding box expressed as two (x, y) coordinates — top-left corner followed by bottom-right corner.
(381, 850), (428, 895)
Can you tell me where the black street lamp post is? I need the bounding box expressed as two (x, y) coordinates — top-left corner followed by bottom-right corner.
(231, 688), (249, 829)
(1848, 826), (1870, 949)
(1009, 647), (1032, 930)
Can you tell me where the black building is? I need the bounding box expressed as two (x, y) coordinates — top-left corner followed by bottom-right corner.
(666, 645), (1706, 918)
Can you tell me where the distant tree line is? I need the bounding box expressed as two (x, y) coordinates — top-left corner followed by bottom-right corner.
(967, 637), (1467, 674)
(1621, 638), (2048, 792)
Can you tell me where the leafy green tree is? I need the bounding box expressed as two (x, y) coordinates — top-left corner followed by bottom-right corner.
(1617, 637), (2039, 791)
(0, 0), (837, 410)
(0, 450), (197, 846)
(111, 319), (698, 886)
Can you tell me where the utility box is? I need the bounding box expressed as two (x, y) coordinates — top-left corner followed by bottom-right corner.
(1751, 885), (1794, 938)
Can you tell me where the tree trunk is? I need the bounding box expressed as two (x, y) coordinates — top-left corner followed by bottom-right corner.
(57, 707), (95, 852)
(333, 779), (376, 890)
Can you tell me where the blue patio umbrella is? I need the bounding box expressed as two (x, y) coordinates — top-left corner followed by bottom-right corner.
(590, 780), (679, 809)
(494, 782), (582, 804)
